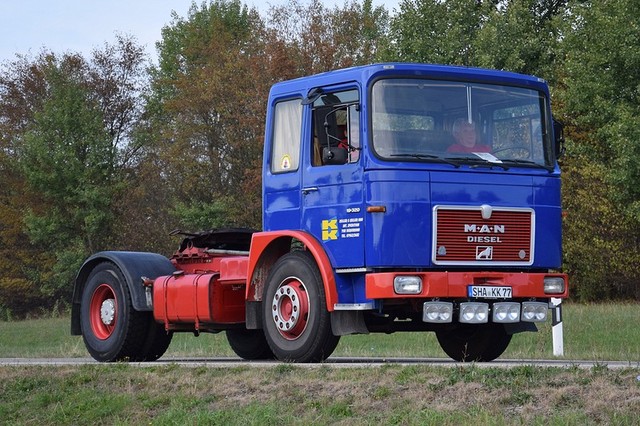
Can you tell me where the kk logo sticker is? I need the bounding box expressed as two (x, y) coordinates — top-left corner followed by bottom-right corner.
(322, 219), (338, 240)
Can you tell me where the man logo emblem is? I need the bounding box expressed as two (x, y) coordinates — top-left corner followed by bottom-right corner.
(476, 246), (493, 260)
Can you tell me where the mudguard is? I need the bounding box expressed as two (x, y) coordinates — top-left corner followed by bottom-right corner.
(246, 231), (338, 311)
(70, 251), (176, 335)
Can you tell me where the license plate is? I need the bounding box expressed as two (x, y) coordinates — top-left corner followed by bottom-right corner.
(468, 285), (512, 299)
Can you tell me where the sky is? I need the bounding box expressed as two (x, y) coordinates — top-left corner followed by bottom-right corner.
(0, 0), (401, 65)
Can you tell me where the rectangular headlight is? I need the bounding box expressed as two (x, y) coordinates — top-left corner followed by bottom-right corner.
(544, 277), (565, 294)
(394, 276), (422, 294)
(492, 302), (521, 323)
(423, 301), (453, 323)
(522, 302), (548, 322)
(459, 302), (489, 324)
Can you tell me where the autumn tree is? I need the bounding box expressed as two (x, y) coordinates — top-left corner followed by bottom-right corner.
(385, 0), (568, 76)
(89, 37), (177, 254)
(386, 0), (483, 64)
(0, 35), (151, 316)
(2, 0), (639, 314)
(145, 0), (268, 231)
(0, 53), (50, 316)
(558, 0), (640, 300)
(474, 0), (568, 81)
(0, 142), (45, 318)
(266, 0), (389, 76)
(19, 58), (118, 300)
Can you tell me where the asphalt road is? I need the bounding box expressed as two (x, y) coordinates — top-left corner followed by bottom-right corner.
(1, 357), (639, 369)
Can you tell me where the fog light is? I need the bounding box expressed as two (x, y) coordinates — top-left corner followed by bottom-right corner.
(459, 302), (489, 324)
(394, 276), (422, 294)
(492, 302), (521, 323)
(422, 301), (453, 323)
(544, 277), (565, 294)
(522, 302), (548, 322)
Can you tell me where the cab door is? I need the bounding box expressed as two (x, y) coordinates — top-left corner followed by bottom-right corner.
(263, 97), (303, 231)
(300, 88), (365, 268)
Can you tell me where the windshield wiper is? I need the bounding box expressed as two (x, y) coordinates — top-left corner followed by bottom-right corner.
(444, 156), (510, 171)
(390, 153), (461, 168)
(499, 159), (555, 172)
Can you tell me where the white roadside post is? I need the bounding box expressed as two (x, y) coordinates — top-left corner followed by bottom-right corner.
(550, 297), (564, 357)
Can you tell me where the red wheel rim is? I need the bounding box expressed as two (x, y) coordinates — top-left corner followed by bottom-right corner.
(89, 284), (117, 340)
(271, 278), (310, 340)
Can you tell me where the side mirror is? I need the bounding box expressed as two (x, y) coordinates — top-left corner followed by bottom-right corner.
(553, 119), (566, 159)
(322, 147), (348, 165)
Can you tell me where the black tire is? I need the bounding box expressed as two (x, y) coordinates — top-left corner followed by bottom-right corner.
(226, 329), (274, 360)
(480, 325), (513, 361)
(262, 251), (340, 362)
(80, 262), (150, 362)
(134, 321), (173, 362)
(436, 323), (512, 362)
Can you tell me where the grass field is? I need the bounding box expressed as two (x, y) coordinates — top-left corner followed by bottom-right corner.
(1, 303), (639, 361)
(1, 362), (639, 424)
(1, 303), (639, 425)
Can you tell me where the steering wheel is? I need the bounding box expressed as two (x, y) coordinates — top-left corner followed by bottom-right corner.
(492, 146), (531, 156)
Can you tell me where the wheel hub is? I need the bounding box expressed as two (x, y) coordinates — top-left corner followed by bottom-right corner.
(100, 299), (116, 325)
(271, 281), (309, 340)
(90, 283), (117, 340)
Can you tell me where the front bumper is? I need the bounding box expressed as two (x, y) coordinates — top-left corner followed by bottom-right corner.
(365, 271), (568, 299)
(365, 271), (567, 325)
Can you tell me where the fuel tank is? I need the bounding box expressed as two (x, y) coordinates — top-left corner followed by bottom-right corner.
(153, 269), (246, 331)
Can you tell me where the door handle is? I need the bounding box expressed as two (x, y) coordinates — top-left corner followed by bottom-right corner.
(302, 187), (319, 195)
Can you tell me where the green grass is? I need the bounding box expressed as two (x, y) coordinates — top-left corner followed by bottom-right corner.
(0, 363), (639, 425)
(0, 303), (639, 361)
(1, 304), (640, 425)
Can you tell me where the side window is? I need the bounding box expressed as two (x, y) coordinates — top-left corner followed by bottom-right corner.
(347, 104), (360, 163)
(311, 89), (360, 166)
(271, 98), (302, 173)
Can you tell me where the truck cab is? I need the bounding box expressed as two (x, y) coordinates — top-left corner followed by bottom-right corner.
(259, 63), (567, 360)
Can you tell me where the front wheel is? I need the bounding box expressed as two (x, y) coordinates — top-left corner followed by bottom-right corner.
(262, 251), (339, 362)
(436, 323), (511, 362)
(80, 262), (153, 362)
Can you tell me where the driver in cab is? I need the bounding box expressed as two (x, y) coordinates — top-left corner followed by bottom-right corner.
(447, 119), (491, 153)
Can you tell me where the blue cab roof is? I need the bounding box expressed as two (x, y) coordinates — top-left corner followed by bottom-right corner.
(269, 63), (550, 98)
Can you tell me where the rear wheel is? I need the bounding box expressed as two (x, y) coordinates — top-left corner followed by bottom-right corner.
(262, 251), (339, 362)
(134, 321), (173, 362)
(80, 262), (152, 362)
(226, 329), (274, 360)
(436, 323), (511, 362)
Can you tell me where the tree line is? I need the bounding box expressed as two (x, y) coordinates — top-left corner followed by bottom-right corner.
(1, 0), (638, 318)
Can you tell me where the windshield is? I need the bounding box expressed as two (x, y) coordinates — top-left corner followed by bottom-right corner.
(371, 78), (553, 168)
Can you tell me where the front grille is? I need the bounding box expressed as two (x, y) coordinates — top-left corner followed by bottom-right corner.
(432, 206), (534, 265)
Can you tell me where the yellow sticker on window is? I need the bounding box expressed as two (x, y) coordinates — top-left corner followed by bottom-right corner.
(281, 154), (291, 170)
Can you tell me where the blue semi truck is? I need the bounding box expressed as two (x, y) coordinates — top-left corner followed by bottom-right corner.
(71, 63), (568, 363)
